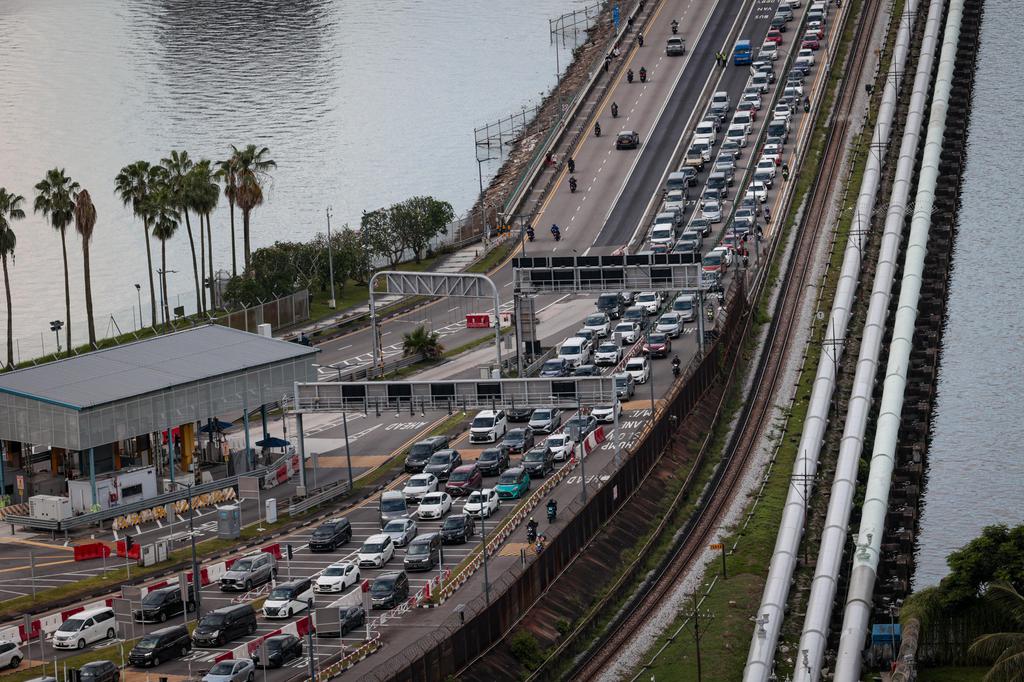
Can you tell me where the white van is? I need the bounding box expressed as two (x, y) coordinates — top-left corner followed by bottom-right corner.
(51, 606), (117, 649)
(263, 578), (314, 619)
(558, 336), (592, 367)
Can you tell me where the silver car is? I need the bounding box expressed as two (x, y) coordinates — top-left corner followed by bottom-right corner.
(219, 552), (277, 592)
(382, 518), (418, 548)
(203, 659), (255, 682)
(528, 408), (562, 434)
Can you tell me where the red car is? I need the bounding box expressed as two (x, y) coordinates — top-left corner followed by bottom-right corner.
(765, 29), (784, 44)
(802, 34), (820, 50)
(641, 332), (672, 358)
(445, 464), (483, 496)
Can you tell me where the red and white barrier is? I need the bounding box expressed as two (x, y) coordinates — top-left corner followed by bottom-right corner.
(215, 613), (314, 662)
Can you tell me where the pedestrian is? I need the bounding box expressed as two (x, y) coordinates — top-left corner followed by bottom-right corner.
(627, 16), (634, 30)
(545, 151), (554, 167)
(604, 55), (611, 72)
(743, 254), (750, 268)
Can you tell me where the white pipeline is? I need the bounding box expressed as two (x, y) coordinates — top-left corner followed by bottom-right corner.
(742, 0), (922, 677)
(794, 0), (946, 677)
(833, 0), (965, 677)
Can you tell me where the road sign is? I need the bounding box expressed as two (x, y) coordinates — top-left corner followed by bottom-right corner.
(15, 475), (23, 493)
(709, 543), (724, 550)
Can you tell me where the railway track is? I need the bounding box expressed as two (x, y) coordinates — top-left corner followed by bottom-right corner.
(570, 0), (885, 677)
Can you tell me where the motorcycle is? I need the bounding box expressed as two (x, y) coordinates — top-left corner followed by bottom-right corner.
(671, 20), (679, 34)
(551, 225), (562, 242)
(594, 122), (602, 137)
(639, 67), (647, 83)
(673, 364), (681, 378)
(627, 69), (634, 84)
(803, 97), (811, 113)
(526, 228), (535, 242)
(569, 176), (578, 193)
(611, 102), (619, 118)
(637, 33), (644, 47)
(527, 521), (538, 543)
(547, 500), (558, 523)
(567, 158), (576, 174)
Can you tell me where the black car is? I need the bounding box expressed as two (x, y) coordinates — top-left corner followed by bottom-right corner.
(616, 130), (640, 149)
(253, 634), (303, 668)
(501, 427), (535, 455)
(404, 435), (450, 473)
(423, 449), (462, 481)
(441, 514), (476, 544)
(564, 415), (599, 439)
(476, 445), (510, 476)
(539, 358), (570, 377)
(506, 406), (533, 422)
(370, 571), (410, 610)
(78, 660), (119, 682)
(596, 292), (626, 319)
(678, 166), (699, 186)
(574, 364), (601, 377)
(129, 624), (190, 667)
(133, 584), (194, 623)
(192, 604), (257, 647)
(339, 605), (366, 635)
(309, 518), (352, 552)
(521, 446), (555, 478)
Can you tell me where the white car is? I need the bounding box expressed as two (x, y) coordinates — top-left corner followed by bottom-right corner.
(726, 123), (748, 147)
(745, 181), (770, 203)
(417, 492), (453, 520)
(732, 111), (753, 134)
(649, 225), (675, 248)
(594, 341), (623, 366)
(751, 73), (771, 93)
(763, 143), (783, 166)
(693, 120), (717, 146)
(635, 292), (661, 314)
(701, 200), (723, 223)
(315, 562), (360, 593)
(774, 103), (794, 122)
(357, 534), (395, 568)
(740, 90), (762, 110)
(591, 403), (621, 423)
(759, 43), (778, 61)
(470, 409), (508, 443)
(663, 189), (687, 213)
(582, 313), (611, 338)
(656, 313), (683, 338)
(613, 321), (641, 345)
(463, 488), (501, 518)
(796, 48), (815, 67)
(545, 434), (575, 461)
(624, 356), (651, 384)
(756, 158), (777, 179)
(558, 336), (592, 367)
(402, 473), (438, 502)
(0, 642), (22, 669)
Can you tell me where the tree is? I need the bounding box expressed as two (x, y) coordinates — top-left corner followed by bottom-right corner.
(395, 196), (455, 262)
(215, 156), (239, 277)
(34, 168), (79, 355)
(402, 325), (443, 360)
(144, 184), (180, 325)
(115, 161), (161, 327)
(969, 582), (1024, 682)
(73, 189), (98, 347)
(190, 160), (220, 311)
(361, 207), (402, 267)
(939, 524), (1024, 609)
(0, 188), (25, 368)
(229, 144), (276, 275)
(161, 150), (203, 315)
(335, 227), (373, 285)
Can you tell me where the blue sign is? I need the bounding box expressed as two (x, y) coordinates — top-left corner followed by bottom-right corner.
(613, 5), (620, 31)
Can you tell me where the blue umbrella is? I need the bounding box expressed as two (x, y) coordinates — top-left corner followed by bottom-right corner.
(198, 419), (234, 433)
(255, 436), (290, 448)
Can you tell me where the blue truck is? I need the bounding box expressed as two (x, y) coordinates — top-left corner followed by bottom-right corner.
(733, 39), (753, 65)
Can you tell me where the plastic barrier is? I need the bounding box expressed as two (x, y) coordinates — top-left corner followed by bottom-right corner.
(114, 540), (141, 559)
(260, 543), (282, 560)
(73, 542), (111, 562)
(466, 313), (492, 329)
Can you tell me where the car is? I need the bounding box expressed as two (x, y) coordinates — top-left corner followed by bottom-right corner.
(377, 490), (409, 525)
(714, 156), (736, 182)
(370, 571), (410, 610)
(521, 446), (555, 478)
(796, 48), (815, 67)
(475, 445), (510, 476)
(592, 403), (621, 423)
(774, 102), (794, 121)
(528, 407), (562, 434)
(463, 488), (501, 518)
(756, 158), (777, 179)
(721, 233), (745, 253)
(383, 518), (418, 547)
(252, 634), (302, 669)
(767, 118), (790, 141)
(759, 43), (778, 61)
(220, 553), (277, 592)
(203, 659), (255, 682)
(625, 356), (651, 384)
(0, 642), (22, 670)
(802, 34), (820, 50)
(417, 492), (453, 519)
(672, 294), (697, 322)
(707, 172), (730, 198)
(701, 201), (722, 224)
(402, 473), (438, 503)
(642, 332), (672, 358)
(404, 533), (442, 571)
(583, 312), (611, 338)
(357, 533), (395, 568)
(763, 142), (783, 165)
(623, 307), (649, 332)
(129, 624), (190, 668)
(133, 584), (194, 623)
(770, 12), (787, 31)
(506, 404), (534, 422)
(673, 238), (699, 255)
(689, 217), (713, 237)
(470, 409), (507, 443)
(424, 448), (462, 480)
(720, 139), (742, 160)
(735, 207), (759, 232)
(594, 341), (622, 366)
(709, 91), (731, 114)
(635, 292), (661, 314)
(663, 188), (687, 213)
(545, 434), (575, 462)
(78, 660), (120, 682)
(403, 435), (450, 473)
(666, 36), (686, 56)
(315, 561), (360, 593)
(308, 518), (352, 552)
(675, 166), (699, 187)
(783, 83), (804, 99)
(613, 321), (641, 345)
(192, 605), (257, 648)
(445, 464), (483, 496)
(51, 606), (117, 650)
(262, 578), (314, 619)
(495, 467), (531, 500)
(656, 313), (683, 338)
(441, 513), (476, 543)
(701, 187), (724, 205)
(574, 363), (601, 376)
(564, 414), (599, 439)
(649, 224), (675, 248)
(737, 98), (759, 117)
(777, 4), (794, 20)
(786, 0), (802, 7)
(616, 130), (640, 149)
(596, 291), (626, 319)
(558, 336), (592, 367)
(745, 180), (770, 203)
(752, 73), (771, 94)
(574, 327), (597, 344)
(732, 111), (754, 133)
(684, 145), (706, 170)
(765, 28), (784, 44)
(807, 20), (825, 39)
(540, 358), (570, 377)
(335, 605), (366, 636)
(614, 372), (636, 400)
(751, 60), (776, 82)
(694, 120), (717, 146)
(502, 427), (535, 455)
(691, 139), (713, 162)
(725, 123), (748, 148)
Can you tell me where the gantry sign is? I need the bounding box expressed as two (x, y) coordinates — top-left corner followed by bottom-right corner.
(512, 253), (702, 293)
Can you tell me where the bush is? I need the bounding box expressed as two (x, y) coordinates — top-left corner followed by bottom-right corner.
(509, 629), (545, 671)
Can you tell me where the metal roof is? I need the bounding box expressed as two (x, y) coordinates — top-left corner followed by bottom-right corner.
(0, 325), (316, 410)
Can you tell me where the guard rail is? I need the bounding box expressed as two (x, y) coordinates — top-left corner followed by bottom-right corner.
(288, 479), (352, 517)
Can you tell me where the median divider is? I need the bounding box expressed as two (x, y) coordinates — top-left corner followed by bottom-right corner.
(215, 613), (314, 663)
(315, 634), (384, 680)
(73, 542), (111, 562)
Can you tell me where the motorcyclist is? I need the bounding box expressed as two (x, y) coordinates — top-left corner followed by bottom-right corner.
(594, 121), (602, 137)
(547, 499), (558, 521)
(567, 157), (576, 174)
(550, 224), (561, 240)
(671, 19), (679, 33)
(569, 176), (578, 193)
(525, 225), (535, 241)
(627, 68), (634, 83)
(671, 354), (681, 369)
(637, 33), (644, 47)
(803, 95), (811, 112)
(611, 101), (619, 118)
(527, 517), (539, 540)
(639, 66), (647, 82)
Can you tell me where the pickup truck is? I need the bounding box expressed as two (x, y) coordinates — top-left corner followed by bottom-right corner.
(666, 36), (686, 56)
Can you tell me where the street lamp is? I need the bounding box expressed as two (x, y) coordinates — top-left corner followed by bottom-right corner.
(134, 284), (142, 330)
(326, 207), (337, 309)
(184, 482), (202, 615)
(567, 398), (587, 503)
(49, 320), (63, 354)
(156, 268), (177, 326)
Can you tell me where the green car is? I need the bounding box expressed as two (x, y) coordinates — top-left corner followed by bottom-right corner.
(495, 467), (531, 500)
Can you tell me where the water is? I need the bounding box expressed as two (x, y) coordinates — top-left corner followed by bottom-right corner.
(0, 0), (582, 358)
(913, 0), (1024, 587)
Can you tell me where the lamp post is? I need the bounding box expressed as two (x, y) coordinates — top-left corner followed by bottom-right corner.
(156, 268), (177, 326)
(185, 482), (202, 615)
(326, 207), (337, 309)
(134, 284), (142, 330)
(49, 320), (63, 354)
(568, 397), (587, 503)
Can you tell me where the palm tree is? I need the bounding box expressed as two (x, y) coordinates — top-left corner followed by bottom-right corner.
(34, 169), (79, 355)
(144, 185), (181, 326)
(215, 157), (239, 277)
(0, 189), (25, 368)
(229, 144), (276, 275)
(72, 189), (98, 347)
(189, 160), (220, 311)
(402, 325), (444, 360)
(114, 161), (161, 327)
(970, 582), (1024, 681)
(160, 150), (203, 314)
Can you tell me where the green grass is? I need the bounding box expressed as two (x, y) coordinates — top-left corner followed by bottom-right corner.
(916, 667), (989, 682)
(308, 283), (373, 320)
(466, 240), (516, 274)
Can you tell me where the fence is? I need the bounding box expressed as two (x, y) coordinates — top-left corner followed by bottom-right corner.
(215, 289), (309, 334)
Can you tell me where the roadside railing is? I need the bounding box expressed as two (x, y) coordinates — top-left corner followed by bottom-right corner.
(287, 479), (352, 517)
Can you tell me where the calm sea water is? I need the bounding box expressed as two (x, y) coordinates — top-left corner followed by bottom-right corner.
(913, 0), (1024, 587)
(0, 0), (581, 356)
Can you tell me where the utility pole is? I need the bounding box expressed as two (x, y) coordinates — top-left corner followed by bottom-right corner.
(326, 207), (337, 309)
(686, 592), (714, 682)
(187, 483), (202, 615)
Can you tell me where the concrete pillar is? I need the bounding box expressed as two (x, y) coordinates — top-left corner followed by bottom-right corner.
(180, 423), (195, 476)
(50, 446), (60, 476)
(88, 448), (97, 506)
(296, 413), (307, 493)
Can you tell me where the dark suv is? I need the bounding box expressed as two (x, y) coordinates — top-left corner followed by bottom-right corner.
(423, 449), (462, 481)
(502, 427), (535, 455)
(596, 292), (625, 319)
(370, 571), (410, 610)
(129, 624), (190, 667)
(309, 518), (352, 552)
(133, 584), (194, 623)
(476, 445), (510, 476)
(404, 436), (450, 473)
(441, 515), (476, 544)
(521, 446), (555, 478)
(79, 660), (119, 682)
